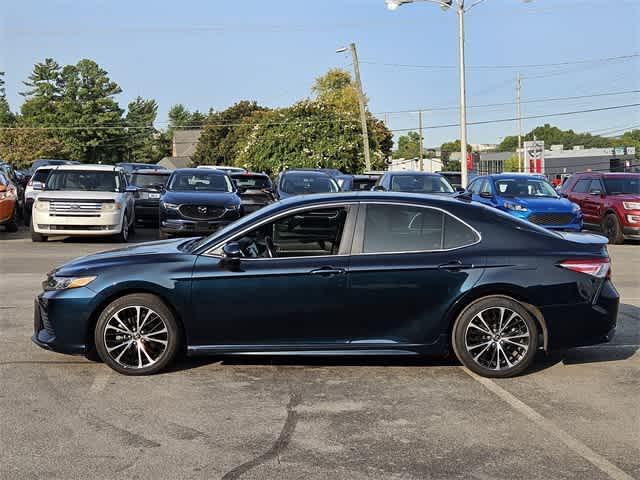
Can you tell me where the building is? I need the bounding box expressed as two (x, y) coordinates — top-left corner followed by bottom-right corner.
(388, 157), (443, 173)
(157, 156), (192, 170)
(172, 129), (202, 158)
(543, 146), (636, 175)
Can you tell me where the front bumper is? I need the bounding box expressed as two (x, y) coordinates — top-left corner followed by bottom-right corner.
(504, 209), (583, 231)
(622, 226), (640, 240)
(135, 202), (160, 221)
(160, 218), (234, 235)
(32, 210), (123, 235)
(32, 289), (96, 355)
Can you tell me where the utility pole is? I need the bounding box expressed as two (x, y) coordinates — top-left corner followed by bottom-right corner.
(516, 72), (523, 172)
(457, 0), (469, 187)
(349, 42), (372, 172)
(418, 110), (424, 171)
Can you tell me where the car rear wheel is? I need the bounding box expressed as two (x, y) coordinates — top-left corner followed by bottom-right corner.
(30, 222), (46, 242)
(452, 296), (539, 378)
(602, 213), (624, 245)
(94, 293), (180, 375)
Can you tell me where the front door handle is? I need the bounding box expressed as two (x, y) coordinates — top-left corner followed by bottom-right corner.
(309, 267), (345, 276)
(438, 260), (473, 271)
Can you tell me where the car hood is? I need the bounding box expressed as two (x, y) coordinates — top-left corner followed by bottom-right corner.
(52, 237), (196, 276)
(162, 191), (240, 205)
(37, 190), (121, 201)
(504, 196), (575, 211)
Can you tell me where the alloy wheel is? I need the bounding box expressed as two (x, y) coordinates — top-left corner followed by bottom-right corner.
(103, 306), (168, 369)
(464, 307), (530, 371)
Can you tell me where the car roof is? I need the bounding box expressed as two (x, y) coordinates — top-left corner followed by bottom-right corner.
(130, 168), (171, 174)
(272, 191), (468, 208)
(387, 171), (442, 177)
(281, 169), (334, 177)
(230, 172), (269, 177)
(574, 171), (639, 177)
(485, 173), (546, 179)
(51, 164), (121, 172)
(172, 168), (226, 175)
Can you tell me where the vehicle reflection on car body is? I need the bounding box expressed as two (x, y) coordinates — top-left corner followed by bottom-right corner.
(159, 168), (241, 239)
(32, 191), (619, 378)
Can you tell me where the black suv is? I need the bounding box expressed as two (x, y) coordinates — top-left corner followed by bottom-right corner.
(275, 169), (340, 200)
(159, 168), (242, 239)
(230, 172), (275, 214)
(129, 168), (172, 225)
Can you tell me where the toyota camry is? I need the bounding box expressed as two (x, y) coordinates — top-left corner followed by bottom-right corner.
(33, 192), (619, 377)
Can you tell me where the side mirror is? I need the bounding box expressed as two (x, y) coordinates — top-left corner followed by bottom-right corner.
(455, 186), (465, 193)
(372, 185), (385, 192)
(32, 181), (44, 191)
(220, 241), (243, 268)
(479, 191), (494, 199)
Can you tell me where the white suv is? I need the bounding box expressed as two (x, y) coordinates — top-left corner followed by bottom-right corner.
(31, 164), (136, 242)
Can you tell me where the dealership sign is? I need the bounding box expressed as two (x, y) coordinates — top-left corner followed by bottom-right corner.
(524, 140), (545, 173)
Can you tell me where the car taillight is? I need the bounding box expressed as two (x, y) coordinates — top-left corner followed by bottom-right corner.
(558, 258), (611, 279)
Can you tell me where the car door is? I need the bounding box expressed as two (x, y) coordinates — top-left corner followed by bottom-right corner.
(582, 179), (604, 224)
(346, 202), (485, 347)
(189, 203), (356, 348)
(566, 178), (590, 215)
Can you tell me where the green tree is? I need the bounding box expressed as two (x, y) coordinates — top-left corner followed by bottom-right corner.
(393, 131), (421, 159)
(503, 154), (520, 172)
(0, 72), (15, 125)
(167, 104), (207, 139)
(193, 100), (267, 165)
(498, 124), (615, 152)
(125, 97), (164, 162)
(20, 58), (63, 126)
(440, 140), (471, 169)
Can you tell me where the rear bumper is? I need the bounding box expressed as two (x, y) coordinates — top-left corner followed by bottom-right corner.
(135, 203), (159, 221)
(542, 280), (619, 349)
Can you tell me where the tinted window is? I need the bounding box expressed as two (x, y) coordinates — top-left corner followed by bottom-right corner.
(494, 178), (558, 197)
(603, 177), (640, 194)
(444, 215), (479, 249)
(280, 173), (339, 194)
(46, 170), (121, 192)
(480, 180), (492, 195)
(390, 175), (454, 194)
(363, 204), (443, 253)
(353, 178), (377, 191)
(232, 175), (272, 189)
(468, 179), (482, 194)
(572, 179), (591, 193)
(168, 172), (232, 192)
(234, 207), (347, 258)
(131, 173), (170, 188)
(588, 180), (604, 194)
(32, 168), (53, 183)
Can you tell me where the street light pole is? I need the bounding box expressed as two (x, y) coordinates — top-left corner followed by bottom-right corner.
(456, 0), (469, 187)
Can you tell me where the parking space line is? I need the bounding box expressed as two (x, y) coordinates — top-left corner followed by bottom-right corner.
(462, 367), (635, 480)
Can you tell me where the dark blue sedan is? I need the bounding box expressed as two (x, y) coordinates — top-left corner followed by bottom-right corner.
(33, 192), (618, 377)
(467, 174), (583, 231)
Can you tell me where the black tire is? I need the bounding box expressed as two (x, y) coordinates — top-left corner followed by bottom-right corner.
(30, 221), (46, 242)
(113, 212), (130, 243)
(94, 293), (180, 375)
(5, 207), (18, 233)
(23, 205), (31, 226)
(452, 295), (539, 378)
(602, 213), (624, 245)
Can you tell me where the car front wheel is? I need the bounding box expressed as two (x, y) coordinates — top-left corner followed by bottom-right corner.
(602, 213), (624, 245)
(452, 296), (539, 378)
(94, 293), (180, 375)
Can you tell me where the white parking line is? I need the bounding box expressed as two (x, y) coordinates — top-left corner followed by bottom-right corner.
(463, 368), (635, 480)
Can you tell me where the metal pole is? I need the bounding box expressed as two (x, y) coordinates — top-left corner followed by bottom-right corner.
(418, 110), (424, 171)
(516, 72), (522, 172)
(350, 42), (372, 172)
(457, 1), (469, 187)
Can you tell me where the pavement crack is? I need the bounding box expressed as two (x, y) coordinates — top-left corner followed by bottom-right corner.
(221, 391), (302, 480)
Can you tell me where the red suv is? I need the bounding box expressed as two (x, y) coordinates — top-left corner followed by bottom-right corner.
(562, 172), (640, 244)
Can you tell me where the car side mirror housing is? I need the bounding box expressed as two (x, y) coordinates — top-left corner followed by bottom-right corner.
(220, 241), (242, 268)
(479, 191), (494, 199)
(372, 185), (385, 191)
(125, 185), (138, 193)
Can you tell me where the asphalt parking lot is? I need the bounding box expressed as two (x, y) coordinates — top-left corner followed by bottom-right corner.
(1, 226), (638, 480)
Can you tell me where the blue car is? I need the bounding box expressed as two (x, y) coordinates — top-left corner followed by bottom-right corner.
(467, 174), (583, 231)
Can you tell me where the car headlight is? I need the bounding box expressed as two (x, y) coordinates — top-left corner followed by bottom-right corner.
(43, 275), (96, 291)
(503, 201), (528, 212)
(34, 200), (50, 211)
(101, 202), (123, 211)
(622, 202), (640, 210)
(162, 202), (179, 210)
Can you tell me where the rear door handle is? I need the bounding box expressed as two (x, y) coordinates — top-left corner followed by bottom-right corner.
(438, 260), (473, 271)
(309, 267), (345, 276)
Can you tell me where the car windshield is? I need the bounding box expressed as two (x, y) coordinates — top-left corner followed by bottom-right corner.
(280, 173), (339, 194)
(494, 178), (558, 198)
(232, 175), (271, 189)
(131, 173), (170, 188)
(45, 170), (121, 192)
(32, 168), (53, 183)
(390, 175), (454, 194)
(603, 177), (640, 194)
(168, 172), (232, 192)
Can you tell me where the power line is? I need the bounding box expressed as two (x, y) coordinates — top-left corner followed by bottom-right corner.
(359, 53), (639, 71)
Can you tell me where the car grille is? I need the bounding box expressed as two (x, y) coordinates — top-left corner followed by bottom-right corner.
(528, 213), (574, 225)
(39, 225), (115, 231)
(178, 205), (226, 220)
(49, 200), (104, 214)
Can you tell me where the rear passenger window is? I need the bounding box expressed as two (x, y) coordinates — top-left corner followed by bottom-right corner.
(362, 204), (479, 253)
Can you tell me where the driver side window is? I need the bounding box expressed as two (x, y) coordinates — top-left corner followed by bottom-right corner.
(234, 207), (348, 259)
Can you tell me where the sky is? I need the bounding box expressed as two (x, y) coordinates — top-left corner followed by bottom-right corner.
(2, 0), (639, 147)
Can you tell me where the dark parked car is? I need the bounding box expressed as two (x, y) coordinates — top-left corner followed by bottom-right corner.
(33, 192), (618, 378)
(129, 168), (172, 225)
(350, 173), (381, 191)
(275, 169), (340, 199)
(159, 168), (241, 239)
(373, 171), (456, 194)
(437, 171), (463, 190)
(116, 162), (158, 177)
(230, 172), (275, 214)
(562, 172), (640, 244)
